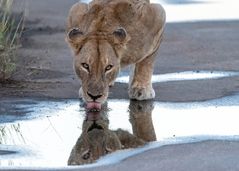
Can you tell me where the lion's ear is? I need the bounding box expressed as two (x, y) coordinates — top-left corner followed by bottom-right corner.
(68, 28), (84, 41)
(66, 28), (84, 53)
(113, 27), (129, 44)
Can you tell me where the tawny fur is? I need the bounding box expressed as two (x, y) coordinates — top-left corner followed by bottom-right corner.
(66, 0), (166, 102)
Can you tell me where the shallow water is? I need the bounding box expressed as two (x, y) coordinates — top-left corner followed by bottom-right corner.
(1, 70), (239, 167)
(1, 93), (239, 167)
(116, 70), (239, 83)
(155, 0), (239, 22)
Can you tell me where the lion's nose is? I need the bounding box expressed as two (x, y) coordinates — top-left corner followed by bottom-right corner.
(87, 91), (103, 101)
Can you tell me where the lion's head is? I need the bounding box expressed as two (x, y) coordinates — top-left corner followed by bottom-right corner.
(66, 2), (131, 109)
(68, 112), (121, 165)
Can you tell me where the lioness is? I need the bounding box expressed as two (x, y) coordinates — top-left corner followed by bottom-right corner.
(68, 100), (155, 165)
(66, 0), (165, 111)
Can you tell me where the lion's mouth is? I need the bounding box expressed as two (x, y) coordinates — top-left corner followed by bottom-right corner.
(86, 102), (102, 121)
(87, 108), (101, 112)
(86, 102), (102, 112)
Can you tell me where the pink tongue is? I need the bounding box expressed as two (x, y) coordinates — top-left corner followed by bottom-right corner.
(86, 102), (102, 110)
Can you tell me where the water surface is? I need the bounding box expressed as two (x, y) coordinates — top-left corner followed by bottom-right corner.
(1, 93), (239, 167)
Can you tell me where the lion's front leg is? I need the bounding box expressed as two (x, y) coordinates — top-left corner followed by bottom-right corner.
(128, 53), (156, 100)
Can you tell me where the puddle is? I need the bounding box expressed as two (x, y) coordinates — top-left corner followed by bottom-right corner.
(116, 70), (239, 83)
(1, 94), (239, 167)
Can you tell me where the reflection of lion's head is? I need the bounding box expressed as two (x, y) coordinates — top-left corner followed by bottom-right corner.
(66, 2), (131, 104)
(68, 115), (121, 165)
(68, 100), (156, 165)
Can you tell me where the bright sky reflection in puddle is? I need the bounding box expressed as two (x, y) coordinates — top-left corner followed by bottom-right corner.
(116, 71), (239, 83)
(153, 0), (239, 22)
(1, 94), (239, 167)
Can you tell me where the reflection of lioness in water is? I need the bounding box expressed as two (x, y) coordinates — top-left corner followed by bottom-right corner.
(68, 100), (155, 165)
(66, 0), (165, 111)
(68, 116), (145, 165)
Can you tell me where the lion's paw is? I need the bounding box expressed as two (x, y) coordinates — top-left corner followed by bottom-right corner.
(129, 86), (155, 100)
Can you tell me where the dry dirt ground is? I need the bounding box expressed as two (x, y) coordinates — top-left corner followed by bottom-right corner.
(1, 0), (239, 171)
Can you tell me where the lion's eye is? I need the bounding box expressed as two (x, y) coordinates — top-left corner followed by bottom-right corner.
(105, 65), (113, 72)
(81, 63), (90, 71)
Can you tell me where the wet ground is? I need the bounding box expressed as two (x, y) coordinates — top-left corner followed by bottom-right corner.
(1, 71), (239, 168)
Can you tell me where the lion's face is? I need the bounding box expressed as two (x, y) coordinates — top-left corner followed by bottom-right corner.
(68, 113), (121, 165)
(67, 27), (129, 106)
(74, 39), (120, 104)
